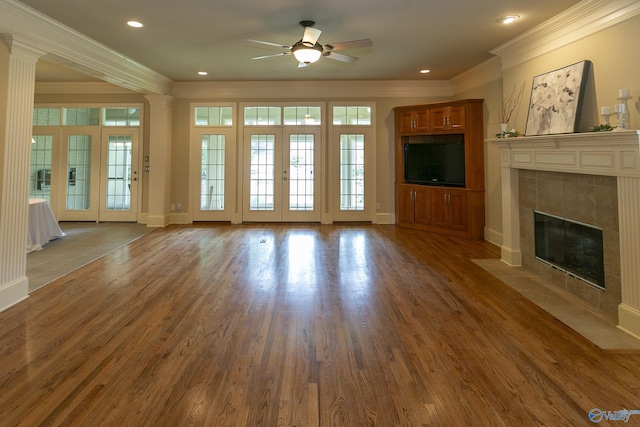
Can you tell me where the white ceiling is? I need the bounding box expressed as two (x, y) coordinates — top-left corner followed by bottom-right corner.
(20, 0), (582, 83)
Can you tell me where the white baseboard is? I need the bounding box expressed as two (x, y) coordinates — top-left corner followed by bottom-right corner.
(375, 212), (395, 224)
(619, 304), (640, 340)
(169, 212), (191, 225)
(483, 227), (503, 247)
(0, 276), (29, 312)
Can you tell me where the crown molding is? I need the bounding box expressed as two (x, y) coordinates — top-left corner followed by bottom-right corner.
(35, 82), (137, 94)
(0, 0), (173, 95)
(450, 57), (502, 95)
(490, 0), (640, 70)
(172, 80), (452, 99)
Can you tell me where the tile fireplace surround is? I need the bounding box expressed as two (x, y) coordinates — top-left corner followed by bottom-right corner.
(490, 130), (640, 339)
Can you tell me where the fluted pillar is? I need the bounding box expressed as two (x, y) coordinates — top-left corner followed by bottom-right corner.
(618, 176), (640, 338)
(0, 37), (45, 311)
(144, 95), (174, 227)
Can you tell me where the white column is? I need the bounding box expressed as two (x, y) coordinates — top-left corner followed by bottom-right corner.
(144, 95), (174, 227)
(617, 176), (640, 338)
(0, 37), (45, 311)
(500, 160), (522, 266)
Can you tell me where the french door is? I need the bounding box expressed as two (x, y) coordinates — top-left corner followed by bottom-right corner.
(331, 126), (375, 222)
(57, 128), (139, 222)
(242, 127), (321, 222)
(191, 128), (236, 221)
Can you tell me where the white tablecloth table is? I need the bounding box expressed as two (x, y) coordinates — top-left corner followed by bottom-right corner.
(27, 198), (65, 253)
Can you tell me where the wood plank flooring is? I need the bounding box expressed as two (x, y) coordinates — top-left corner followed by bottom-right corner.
(1, 224), (640, 426)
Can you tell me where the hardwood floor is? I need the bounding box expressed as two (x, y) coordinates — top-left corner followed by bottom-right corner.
(1, 224), (639, 426)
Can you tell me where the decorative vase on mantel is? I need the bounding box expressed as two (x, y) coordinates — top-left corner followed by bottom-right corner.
(500, 123), (509, 134)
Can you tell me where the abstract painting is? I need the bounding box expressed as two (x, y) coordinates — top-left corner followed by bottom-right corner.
(525, 60), (591, 136)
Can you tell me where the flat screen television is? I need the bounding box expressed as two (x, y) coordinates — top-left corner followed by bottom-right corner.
(403, 135), (465, 187)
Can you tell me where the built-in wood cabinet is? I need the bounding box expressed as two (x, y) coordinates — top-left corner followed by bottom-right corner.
(430, 105), (465, 131)
(398, 108), (429, 133)
(397, 185), (431, 225)
(394, 99), (484, 239)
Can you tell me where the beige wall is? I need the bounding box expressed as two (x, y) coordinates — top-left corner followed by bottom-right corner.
(450, 14), (640, 245)
(454, 77), (504, 243)
(505, 14), (640, 135)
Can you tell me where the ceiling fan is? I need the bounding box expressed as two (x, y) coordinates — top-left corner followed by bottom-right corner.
(249, 20), (373, 68)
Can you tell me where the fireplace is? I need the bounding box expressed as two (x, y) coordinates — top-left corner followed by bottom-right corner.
(491, 130), (640, 338)
(534, 211), (605, 290)
(518, 170), (619, 321)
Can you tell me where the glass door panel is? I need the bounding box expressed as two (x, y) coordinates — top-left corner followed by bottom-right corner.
(191, 128), (236, 222)
(57, 129), (100, 221)
(200, 135), (225, 211)
(29, 134), (54, 204)
(243, 129), (281, 222)
(249, 135), (276, 211)
(331, 128), (374, 222)
(243, 128), (321, 222)
(99, 130), (138, 221)
(339, 134), (365, 211)
(283, 129), (321, 222)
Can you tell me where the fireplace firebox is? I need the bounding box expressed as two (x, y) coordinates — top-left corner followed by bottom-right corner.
(534, 211), (605, 289)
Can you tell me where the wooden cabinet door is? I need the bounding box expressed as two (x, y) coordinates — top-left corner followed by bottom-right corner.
(413, 109), (429, 132)
(430, 188), (468, 231)
(399, 110), (429, 133)
(429, 106), (466, 131)
(398, 111), (415, 133)
(447, 190), (468, 232)
(397, 185), (416, 223)
(429, 108), (447, 131)
(448, 105), (466, 130)
(430, 188), (449, 228)
(413, 186), (431, 225)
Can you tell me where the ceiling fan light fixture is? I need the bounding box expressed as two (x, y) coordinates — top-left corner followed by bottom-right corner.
(292, 42), (323, 64)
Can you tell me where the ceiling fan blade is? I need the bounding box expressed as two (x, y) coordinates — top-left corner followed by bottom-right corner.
(247, 39), (291, 49)
(301, 27), (322, 47)
(252, 52), (290, 60)
(322, 51), (358, 63)
(324, 39), (373, 51)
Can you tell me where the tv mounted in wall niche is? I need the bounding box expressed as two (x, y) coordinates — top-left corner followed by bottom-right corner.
(403, 134), (465, 187)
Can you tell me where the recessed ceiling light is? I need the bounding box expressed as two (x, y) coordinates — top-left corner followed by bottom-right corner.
(499, 15), (520, 24)
(197, 71), (208, 76)
(127, 20), (144, 28)
(420, 69), (431, 74)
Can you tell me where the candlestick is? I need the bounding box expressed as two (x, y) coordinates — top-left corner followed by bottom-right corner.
(600, 106), (612, 126)
(616, 90), (632, 130)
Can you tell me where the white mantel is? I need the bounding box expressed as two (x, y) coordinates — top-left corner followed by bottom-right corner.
(489, 130), (640, 339)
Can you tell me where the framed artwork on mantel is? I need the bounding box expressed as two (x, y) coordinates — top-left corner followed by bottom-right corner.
(524, 60), (591, 136)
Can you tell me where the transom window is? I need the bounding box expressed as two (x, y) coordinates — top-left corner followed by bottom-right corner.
(63, 108), (100, 126)
(283, 106), (321, 125)
(104, 108), (141, 126)
(195, 106), (233, 126)
(333, 106), (371, 125)
(244, 107), (282, 126)
(33, 106), (143, 127)
(244, 106), (322, 126)
(33, 108), (60, 126)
